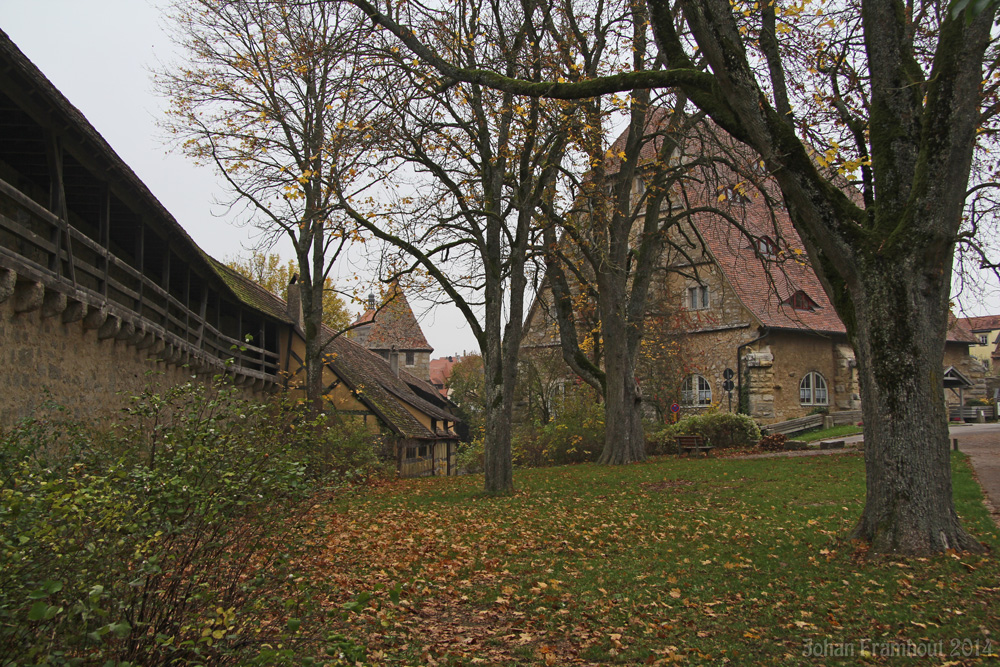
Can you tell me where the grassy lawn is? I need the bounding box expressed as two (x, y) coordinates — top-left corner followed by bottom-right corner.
(302, 452), (999, 665)
(795, 424), (864, 443)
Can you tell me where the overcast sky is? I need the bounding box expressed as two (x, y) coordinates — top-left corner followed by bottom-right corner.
(0, 0), (480, 356)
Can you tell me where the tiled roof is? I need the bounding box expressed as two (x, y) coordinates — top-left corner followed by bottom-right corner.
(692, 204), (847, 335)
(428, 355), (466, 395)
(958, 315), (1000, 332)
(350, 286), (433, 352)
(209, 258), (294, 324)
(324, 334), (459, 440)
(216, 267), (457, 439)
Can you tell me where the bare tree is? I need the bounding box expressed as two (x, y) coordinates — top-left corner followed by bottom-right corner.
(158, 0), (363, 406)
(328, 0), (574, 493)
(345, 0), (999, 553)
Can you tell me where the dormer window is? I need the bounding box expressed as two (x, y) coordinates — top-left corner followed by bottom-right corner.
(754, 236), (778, 258)
(785, 290), (819, 312)
(718, 184), (751, 205)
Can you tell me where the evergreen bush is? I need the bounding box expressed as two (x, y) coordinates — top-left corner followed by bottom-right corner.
(651, 412), (762, 454)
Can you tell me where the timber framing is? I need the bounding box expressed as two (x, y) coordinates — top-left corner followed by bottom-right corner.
(0, 29), (288, 389)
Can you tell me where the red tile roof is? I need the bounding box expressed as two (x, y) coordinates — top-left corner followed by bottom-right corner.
(349, 286), (433, 352)
(958, 315), (1000, 332)
(429, 355), (465, 395)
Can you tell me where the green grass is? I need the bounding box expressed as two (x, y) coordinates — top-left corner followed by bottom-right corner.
(306, 452), (1000, 665)
(795, 424), (864, 443)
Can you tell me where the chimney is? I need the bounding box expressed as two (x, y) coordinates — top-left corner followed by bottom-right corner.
(367, 292), (376, 310)
(389, 346), (399, 377)
(287, 279), (304, 328)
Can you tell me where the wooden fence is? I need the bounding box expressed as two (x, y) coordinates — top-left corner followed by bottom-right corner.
(763, 410), (863, 437)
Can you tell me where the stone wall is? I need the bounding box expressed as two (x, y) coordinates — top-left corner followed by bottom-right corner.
(0, 289), (265, 428)
(749, 331), (859, 423)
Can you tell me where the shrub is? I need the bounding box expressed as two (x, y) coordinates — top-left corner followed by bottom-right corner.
(651, 412), (762, 454)
(0, 376), (381, 665)
(965, 397), (993, 406)
(455, 437), (485, 474)
(758, 433), (788, 452)
(513, 397), (605, 467)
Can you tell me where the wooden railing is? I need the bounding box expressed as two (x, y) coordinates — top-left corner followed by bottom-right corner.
(949, 405), (996, 421)
(763, 410), (862, 437)
(0, 178), (281, 382)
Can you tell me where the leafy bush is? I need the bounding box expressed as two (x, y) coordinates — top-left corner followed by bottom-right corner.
(0, 376), (382, 665)
(965, 397), (993, 406)
(455, 437), (485, 474)
(513, 397), (605, 467)
(758, 433), (788, 452)
(651, 412), (762, 454)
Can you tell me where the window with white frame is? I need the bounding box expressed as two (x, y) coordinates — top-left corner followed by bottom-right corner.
(687, 284), (709, 310)
(799, 371), (829, 406)
(978, 333), (989, 346)
(681, 374), (713, 406)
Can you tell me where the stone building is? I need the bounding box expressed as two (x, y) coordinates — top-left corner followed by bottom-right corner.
(522, 118), (984, 425)
(0, 30), (460, 475)
(347, 286), (434, 382)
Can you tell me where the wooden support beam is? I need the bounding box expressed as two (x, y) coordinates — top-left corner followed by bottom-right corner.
(99, 185), (110, 297)
(45, 133), (75, 284)
(0, 268), (15, 304)
(196, 287), (208, 348)
(135, 223), (145, 312)
(13, 281), (44, 313)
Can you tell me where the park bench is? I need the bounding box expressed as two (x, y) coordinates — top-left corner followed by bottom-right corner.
(675, 435), (714, 457)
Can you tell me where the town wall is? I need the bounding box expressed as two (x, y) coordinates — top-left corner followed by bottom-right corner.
(0, 296), (263, 428)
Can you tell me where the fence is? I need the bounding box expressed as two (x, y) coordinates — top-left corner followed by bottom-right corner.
(763, 410), (862, 437)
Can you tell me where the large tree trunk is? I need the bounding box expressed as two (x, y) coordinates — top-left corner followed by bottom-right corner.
(598, 307), (646, 464)
(848, 256), (983, 553)
(482, 296), (515, 494)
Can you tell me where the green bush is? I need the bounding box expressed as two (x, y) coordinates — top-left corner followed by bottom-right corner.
(651, 412), (762, 454)
(965, 397), (993, 406)
(455, 437), (485, 474)
(0, 376), (382, 666)
(514, 397), (605, 467)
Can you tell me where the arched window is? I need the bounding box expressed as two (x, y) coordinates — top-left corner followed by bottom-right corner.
(800, 371), (829, 406)
(682, 375), (713, 406)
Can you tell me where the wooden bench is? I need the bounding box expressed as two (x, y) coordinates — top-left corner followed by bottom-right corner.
(676, 435), (714, 457)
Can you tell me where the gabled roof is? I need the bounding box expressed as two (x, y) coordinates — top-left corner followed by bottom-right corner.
(959, 315), (1000, 332)
(350, 286), (433, 352)
(324, 334), (459, 440)
(692, 205), (848, 335)
(216, 267), (458, 439)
